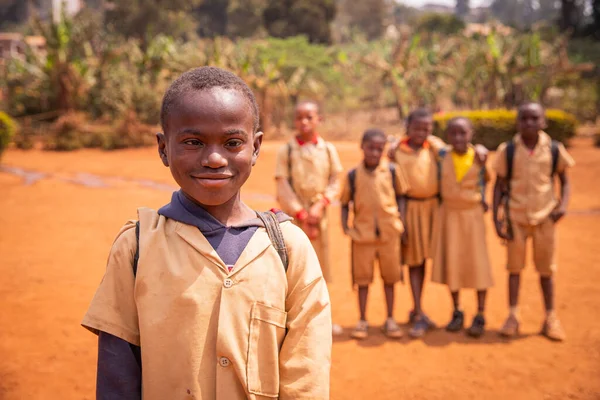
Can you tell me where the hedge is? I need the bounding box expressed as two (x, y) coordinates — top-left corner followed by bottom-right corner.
(432, 109), (578, 149)
(0, 112), (17, 160)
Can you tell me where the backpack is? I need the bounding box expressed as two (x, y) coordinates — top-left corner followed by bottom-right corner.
(287, 141), (333, 189)
(499, 139), (560, 238)
(505, 139), (560, 182)
(132, 211), (289, 277)
(437, 147), (487, 203)
(347, 164), (399, 204)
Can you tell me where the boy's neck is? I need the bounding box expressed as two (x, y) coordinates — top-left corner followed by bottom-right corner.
(296, 132), (318, 144)
(182, 191), (255, 226)
(407, 138), (423, 150)
(520, 132), (540, 150)
(363, 161), (378, 171)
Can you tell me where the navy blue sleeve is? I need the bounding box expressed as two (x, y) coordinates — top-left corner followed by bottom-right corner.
(97, 331), (142, 400)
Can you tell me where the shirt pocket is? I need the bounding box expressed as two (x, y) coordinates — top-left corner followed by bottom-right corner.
(247, 302), (287, 398)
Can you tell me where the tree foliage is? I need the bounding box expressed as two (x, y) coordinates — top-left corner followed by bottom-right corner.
(263, 0), (336, 44)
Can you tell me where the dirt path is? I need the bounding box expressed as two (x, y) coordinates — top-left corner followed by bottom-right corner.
(1, 138), (599, 399)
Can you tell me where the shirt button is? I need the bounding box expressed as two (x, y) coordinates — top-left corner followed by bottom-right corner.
(219, 357), (230, 367)
(223, 279), (233, 288)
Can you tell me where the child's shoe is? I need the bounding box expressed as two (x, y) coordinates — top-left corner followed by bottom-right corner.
(350, 320), (369, 340)
(467, 314), (486, 338)
(409, 310), (436, 328)
(541, 313), (566, 342)
(332, 323), (344, 336)
(381, 318), (403, 339)
(499, 313), (520, 338)
(408, 315), (435, 338)
(446, 310), (464, 332)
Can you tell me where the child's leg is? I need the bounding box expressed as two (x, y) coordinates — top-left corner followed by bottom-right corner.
(468, 290), (487, 338)
(358, 286), (369, 321)
(451, 291), (460, 310)
(446, 290), (464, 332)
(384, 284), (394, 319)
(477, 289), (487, 314)
(540, 276), (553, 312)
(508, 274), (520, 309)
(409, 263), (426, 316)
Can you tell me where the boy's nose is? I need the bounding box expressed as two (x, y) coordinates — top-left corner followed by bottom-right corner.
(203, 150), (228, 169)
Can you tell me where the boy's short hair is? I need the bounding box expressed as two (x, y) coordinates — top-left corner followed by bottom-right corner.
(517, 102), (545, 117)
(406, 108), (433, 126)
(296, 100), (321, 113)
(160, 66), (260, 133)
(361, 128), (387, 144)
(445, 116), (473, 131)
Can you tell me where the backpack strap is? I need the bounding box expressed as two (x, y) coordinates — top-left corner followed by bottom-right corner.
(479, 166), (487, 203)
(348, 168), (357, 203)
(505, 140), (515, 182)
(437, 148), (448, 200)
(287, 142), (293, 189)
(133, 220), (140, 277)
(389, 163), (398, 195)
(550, 140), (559, 176)
(256, 211), (289, 272)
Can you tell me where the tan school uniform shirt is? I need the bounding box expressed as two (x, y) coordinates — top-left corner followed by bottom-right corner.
(82, 208), (332, 400)
(339, 161), (410, 243)
(493, 132), (575, 226)
(274, 137), (343, 215)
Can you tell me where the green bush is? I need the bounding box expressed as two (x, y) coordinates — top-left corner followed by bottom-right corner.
(0, 112), (17, 159)
(44, 113), (87, 151)
(433, 109), (578, 150)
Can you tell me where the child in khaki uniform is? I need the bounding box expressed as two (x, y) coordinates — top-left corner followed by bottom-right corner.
(275, 101), (343, 335)
(391, 109), (445, 338)
(340, 129), (410, 340)
(493, 102), (574, 342)
(82, 67), (332, 399)
(431, 117), (493, 338)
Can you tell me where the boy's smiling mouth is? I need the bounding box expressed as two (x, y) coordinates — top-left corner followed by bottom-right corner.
(191, 173), (233, 188)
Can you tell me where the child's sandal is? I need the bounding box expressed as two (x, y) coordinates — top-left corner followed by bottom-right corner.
(381, 318), (403, 339)
(350, 320), (369, 340)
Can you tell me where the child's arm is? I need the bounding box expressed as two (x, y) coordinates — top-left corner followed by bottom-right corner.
(340, 172), (351, 234)
(274, 145), (307, 222)
(307, 144), (343, 226)
(398, 196), (408, 244)
(97, 332), (141, 399)
(492, 177), (512, 240)
(279, 227), (332, 399)
(550, 143), (575, 223)
(550, 170), (571, 222)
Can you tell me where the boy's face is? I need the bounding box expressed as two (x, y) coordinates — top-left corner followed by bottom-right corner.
(157, 88), (262, 207)
(407, 117), (433, 147)
(361, 135), (387, 169)
(446, 120), (473, 154)
(294, 103), (320, 138)
(517, 104), (546, 140)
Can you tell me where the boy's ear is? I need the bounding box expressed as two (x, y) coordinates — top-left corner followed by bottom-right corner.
(251, 131), (264, 166)
(156, 133), (169, 167)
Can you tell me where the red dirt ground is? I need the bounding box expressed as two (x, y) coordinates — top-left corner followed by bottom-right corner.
(1, 137), (599, 399)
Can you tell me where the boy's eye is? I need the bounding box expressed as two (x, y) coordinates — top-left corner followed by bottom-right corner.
(225, 139), (244, 148)
(183, 139), (203, 146)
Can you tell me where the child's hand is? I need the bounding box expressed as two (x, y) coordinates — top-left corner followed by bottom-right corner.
(308, 200), (326, 224)
(305, 221), (320, 240)
(494, 219), (513, 241)
(550, 206), (566, 223)
(474, 144), (488, 165)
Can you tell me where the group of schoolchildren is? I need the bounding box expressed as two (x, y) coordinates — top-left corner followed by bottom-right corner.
(82, 66), (574, 399)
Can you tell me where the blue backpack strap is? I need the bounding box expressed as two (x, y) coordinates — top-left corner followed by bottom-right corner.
(133, 221), (140, 277)
(550, 140), (559, 176)
(505, 140), (515, 182)
(348, 168), (357, 203)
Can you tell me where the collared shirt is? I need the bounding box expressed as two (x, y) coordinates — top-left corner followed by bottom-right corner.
(392, 136), (443, 199)
(340, 161), (410, 243)
(493, 131), (575, 225)
(83, 208), (332, 399)
(451, 147), (476, 183)
(275, 137), (343, 212)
